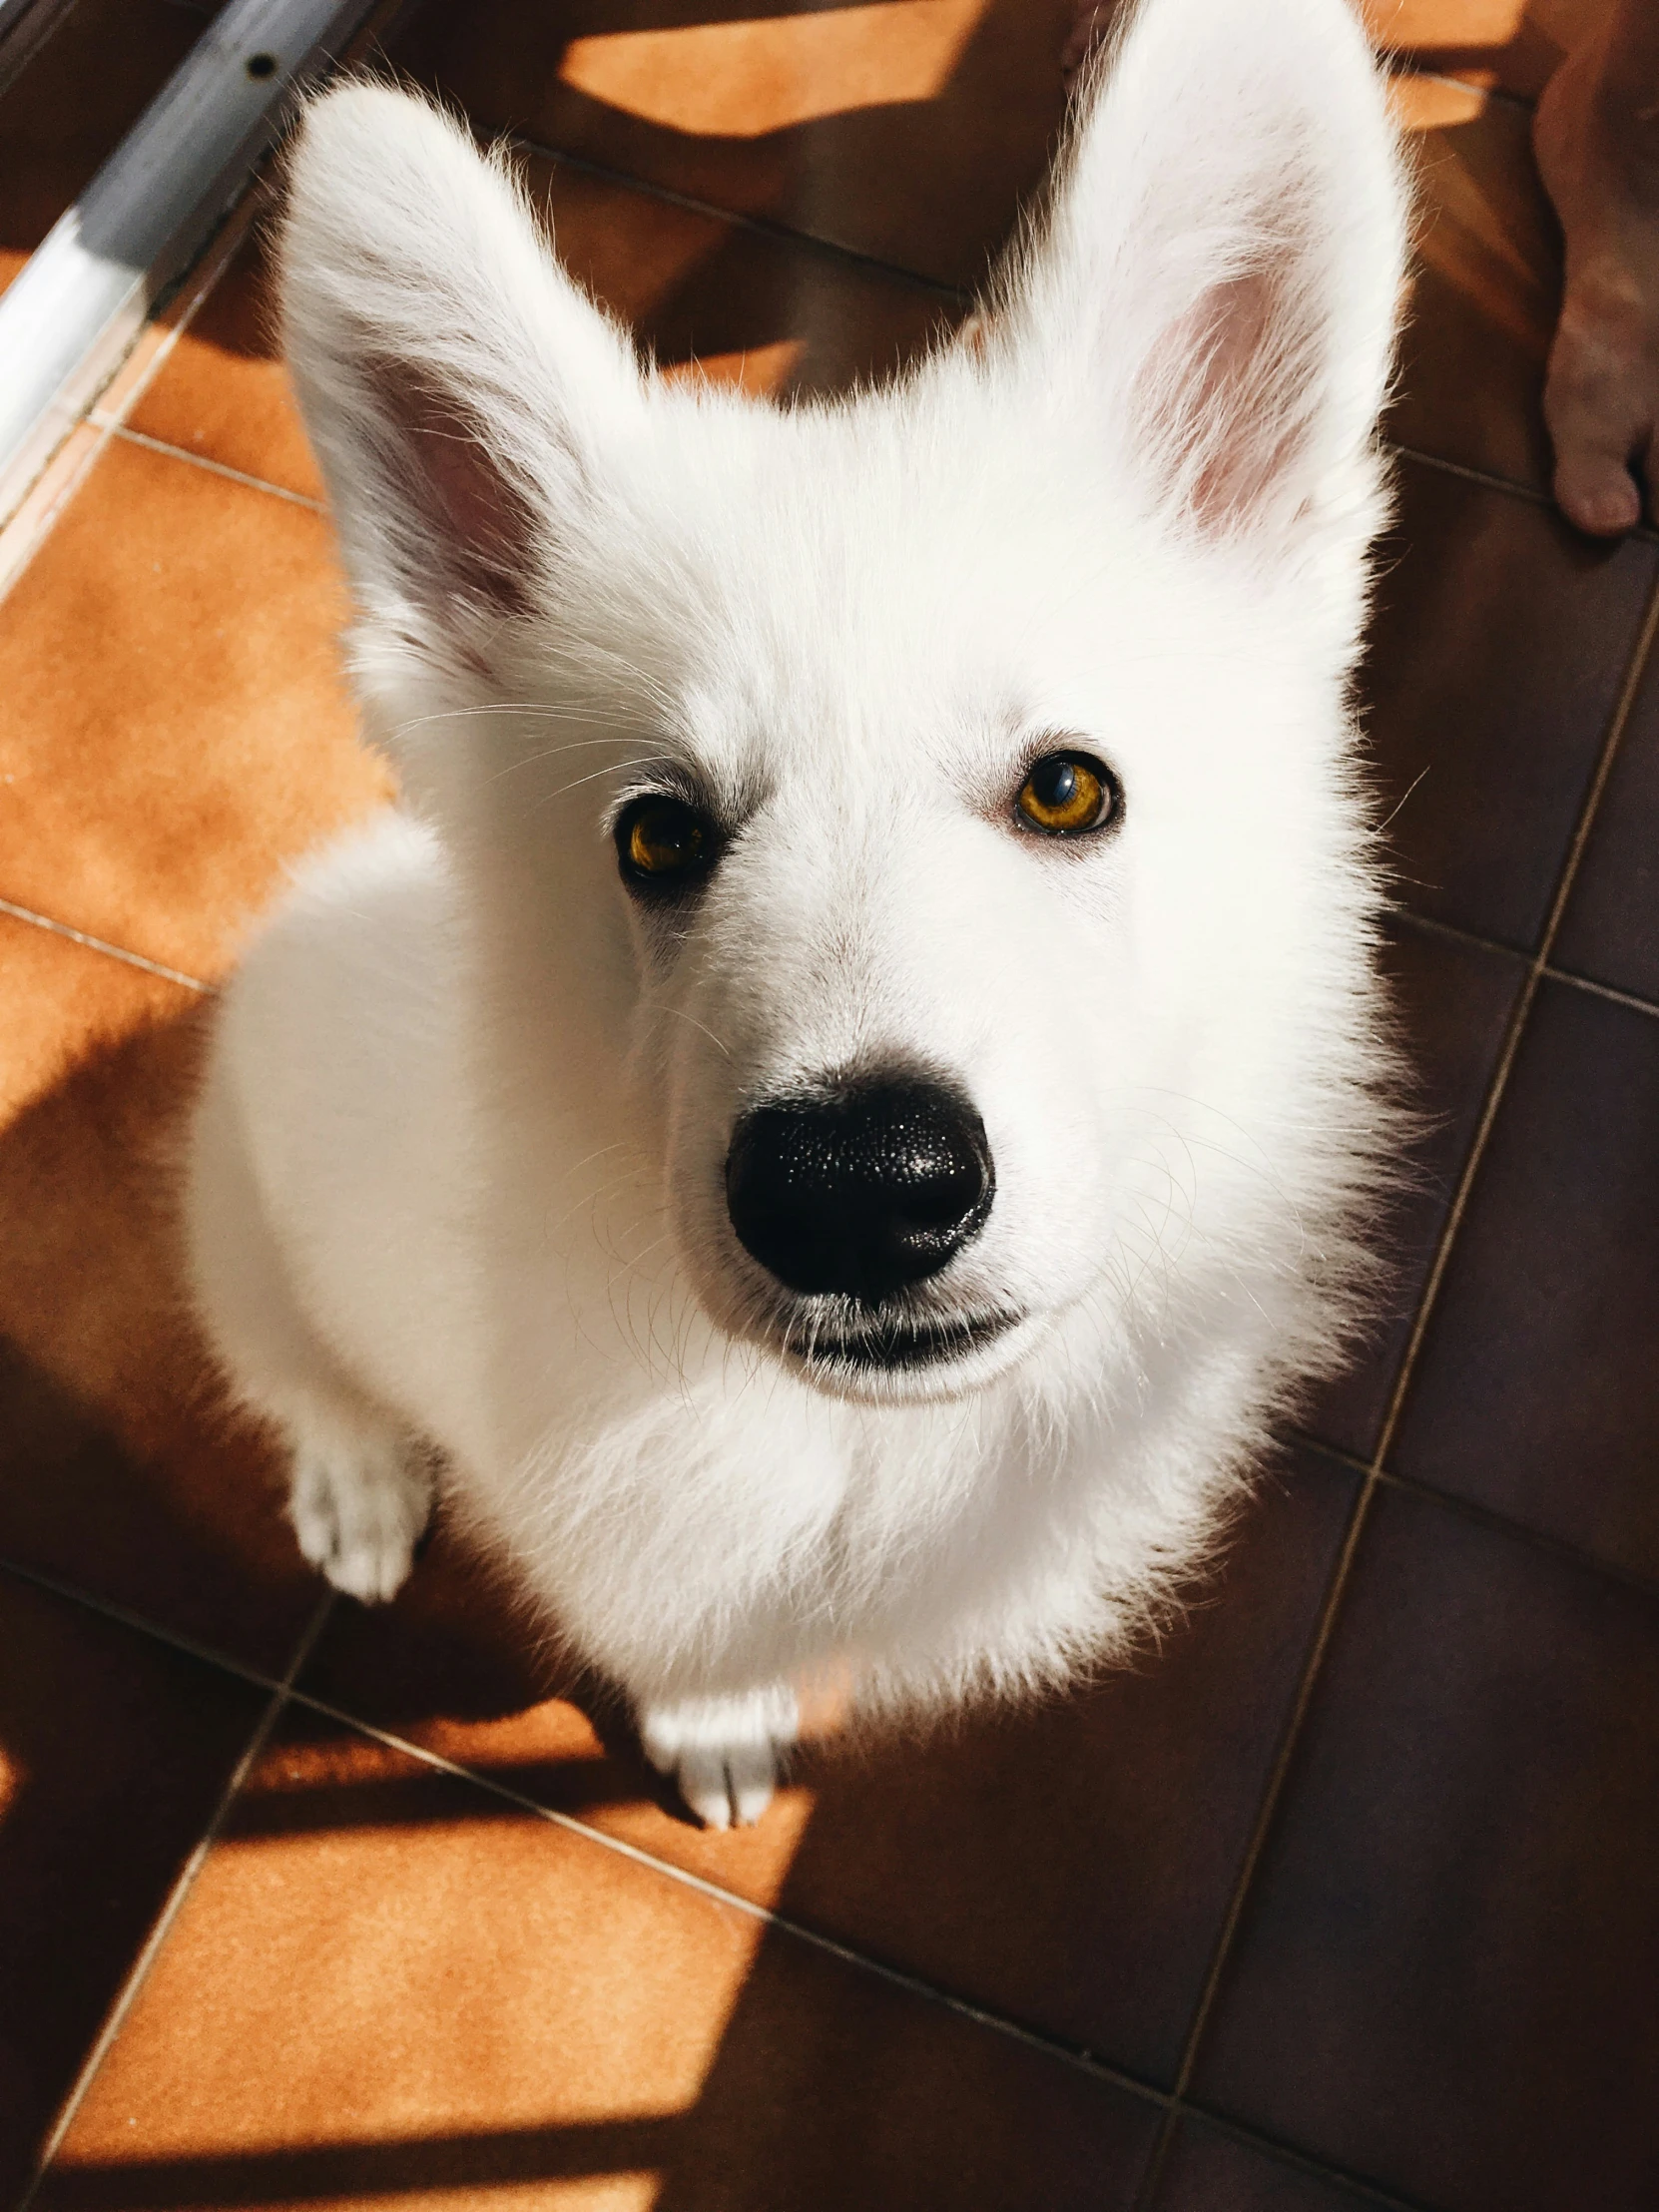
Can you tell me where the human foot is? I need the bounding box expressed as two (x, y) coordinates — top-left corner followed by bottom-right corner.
(1534, 12), (1659, 534)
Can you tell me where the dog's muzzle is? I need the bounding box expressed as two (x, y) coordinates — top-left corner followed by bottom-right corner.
(724, 1075), (994, 1309)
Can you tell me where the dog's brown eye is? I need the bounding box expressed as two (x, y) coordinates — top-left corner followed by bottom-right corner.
(1015, 751), (1117, 837)
(616, 795), (715, 888)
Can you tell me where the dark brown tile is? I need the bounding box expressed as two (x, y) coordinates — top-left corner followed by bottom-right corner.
(1552, 638), (1659, 1004)
(1361, 455), (1655, 951)
(1192, 1482), (1659, 2211)
(1152, 2117), (1382, 2211)
(1390, 975), (1659, 1584)
(1387, 78), (1560, 495)
(0, 0), (208, 292)
(0, 432), (391, 979)
(302, 1443), (1358, 2086)
(42, 1704), (1160, 2211)
(0, 1568), (268, 2203)
(1306, 915), (1523, 1461)
(390, 0), (1078, 292)
(1365, 0), (1618, 99)
(0, 916), (324, 1670)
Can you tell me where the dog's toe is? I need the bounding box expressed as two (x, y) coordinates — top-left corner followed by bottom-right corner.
(676, 1750), (739, 1831)
(725, 1741), (780, 1827)
(639, 1684), (798, 1829)
(290, 1433), (433, 1604)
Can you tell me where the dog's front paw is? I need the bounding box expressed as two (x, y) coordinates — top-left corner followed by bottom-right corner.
(289, 1428), (433, 1605)
(639, 1685), (800, 1830)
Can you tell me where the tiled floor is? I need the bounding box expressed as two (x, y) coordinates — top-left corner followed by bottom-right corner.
(2, 0), (1657, 2206)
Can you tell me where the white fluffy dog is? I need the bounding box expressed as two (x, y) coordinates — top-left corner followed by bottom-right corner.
(187, 0), (1407, 1825)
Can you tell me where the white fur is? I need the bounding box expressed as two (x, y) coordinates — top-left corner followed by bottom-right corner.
(186, 0), (1408, 1827)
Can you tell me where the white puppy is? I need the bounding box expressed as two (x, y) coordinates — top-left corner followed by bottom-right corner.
(187, 0), (1407, 1826)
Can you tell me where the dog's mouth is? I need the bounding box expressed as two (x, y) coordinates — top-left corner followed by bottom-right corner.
(788, 1308), (1021, 1377)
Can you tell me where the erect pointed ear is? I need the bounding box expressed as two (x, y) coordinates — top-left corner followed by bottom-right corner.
(1000, 0), (1406, 551)
(279, 85), (642, 649)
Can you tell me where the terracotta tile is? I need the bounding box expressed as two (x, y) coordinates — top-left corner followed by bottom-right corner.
(124, 217), (325, 502)
(0, 0), (209, 292)
(0, 915), (323, 1668)
(1390, 976), (1659, 1584)
(0, 432), (391, 980)
(1365, 0), (1618, 97)
(131, 143), (957, 502)
(521, 150), (958, 394)
(1304, 914), (1523, 1461)
(1361, 454), (1656, 951)
(390, 0), (1078, 291)
(302, 1442), (1357, 2085)
(0, 906), (192, 1118)
(0, 420), (106, 602)
(1387, 78), (1560, 494)
(0, 1568), (268, 2202)
(1192, 1483), (1659, 2211)
(41, 1705), (1161, 2210)
(1552, 637), (1659, 1004)
(1152, 2117), (1380, 2210)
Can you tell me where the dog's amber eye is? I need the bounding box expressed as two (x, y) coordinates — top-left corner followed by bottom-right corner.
(616, 795), (715, 888)
(1015, 752), (1117, 837)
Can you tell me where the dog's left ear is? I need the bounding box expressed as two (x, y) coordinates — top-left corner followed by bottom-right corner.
(280, 85), (643, 650)
(1001, 0), (1406, 554)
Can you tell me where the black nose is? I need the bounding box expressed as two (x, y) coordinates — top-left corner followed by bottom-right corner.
(725, 1077), (994, 1307)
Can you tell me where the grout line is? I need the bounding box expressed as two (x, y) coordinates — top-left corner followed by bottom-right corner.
(1168, 2107), (1442, 2212)
(0, 1556), (288, 1695)
(1291, 1428), (1659, 1608)
(0, 1554), (1165, 2116)
(277, 1681), (1172, 2110)
(1534, 961), (1659, 1020)
(98, 421), (325, 511)
(1375, 1465), (1659, 1608)
(1387, 439), (1552, 512)
(513, 134), (973, 308)
(1130, 1460), (1382, 2208)
(1389, 905), (1659, 1025)
(14, 1588), (334, 2209)
(1384, 905), (1522, 958)
(0, 895), (211, 992)
(1134, 559), (1659, 2206)
(1389, 435), (1659, 547)
(0, 1554), (1504, 2212)
(0, 1556), (1154, 2092)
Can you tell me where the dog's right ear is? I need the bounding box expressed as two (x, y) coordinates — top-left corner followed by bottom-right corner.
(993, 0), (1406, 562)
(280, 86), (642, 653)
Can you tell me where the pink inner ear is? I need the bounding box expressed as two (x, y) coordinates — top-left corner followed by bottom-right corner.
(371, 357), (540, 618)
(1139, 244), (1324, 538)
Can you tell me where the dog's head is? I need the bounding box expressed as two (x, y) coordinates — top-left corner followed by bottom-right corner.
(282, 0), (1405, 1408)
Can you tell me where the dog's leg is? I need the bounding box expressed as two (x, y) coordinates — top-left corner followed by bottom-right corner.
(638, 1684), (800, 1829)
(189, 1061), (435, 1605)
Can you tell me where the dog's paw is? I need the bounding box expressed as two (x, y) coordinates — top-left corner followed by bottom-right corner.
(639, 1685), (800, 1830)
(289, 1429), (433, 1605)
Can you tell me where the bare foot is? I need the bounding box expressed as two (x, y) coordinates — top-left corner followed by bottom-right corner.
(1534, 19), (1659, 535)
